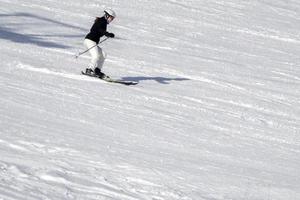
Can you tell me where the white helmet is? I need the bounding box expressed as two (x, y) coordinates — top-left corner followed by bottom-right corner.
(104, 8), (116, 18)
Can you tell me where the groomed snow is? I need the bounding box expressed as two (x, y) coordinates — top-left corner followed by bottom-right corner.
(0, 0), (299, 199)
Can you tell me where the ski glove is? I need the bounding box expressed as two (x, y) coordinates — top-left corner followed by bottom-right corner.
(105, 32), (115, 38)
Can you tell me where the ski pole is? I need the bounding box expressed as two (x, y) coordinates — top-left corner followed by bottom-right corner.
(75, 37), (109, 59)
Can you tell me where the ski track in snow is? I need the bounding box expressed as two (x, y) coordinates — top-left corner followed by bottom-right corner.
(15, 63), (106, 83)
(1, 0), (300, 200)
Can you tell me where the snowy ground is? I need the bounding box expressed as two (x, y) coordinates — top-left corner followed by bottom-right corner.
(0, 0), (300, 199)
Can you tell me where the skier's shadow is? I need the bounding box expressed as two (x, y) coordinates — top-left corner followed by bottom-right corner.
(120, 76), (190, 84)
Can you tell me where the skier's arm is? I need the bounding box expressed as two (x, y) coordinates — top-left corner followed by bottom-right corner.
(98, 28), (107, 36)
(104, 32), (115, 38)
(97, 28), (114, 38)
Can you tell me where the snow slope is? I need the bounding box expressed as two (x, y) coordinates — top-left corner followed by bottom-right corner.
(0, 0), (300, 199)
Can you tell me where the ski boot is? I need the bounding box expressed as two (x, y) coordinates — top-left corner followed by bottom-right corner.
(85, 68), (94, 75)
(94, 67), (110, 79)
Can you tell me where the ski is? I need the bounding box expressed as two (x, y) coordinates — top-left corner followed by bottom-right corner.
(81, 71), (138, 85)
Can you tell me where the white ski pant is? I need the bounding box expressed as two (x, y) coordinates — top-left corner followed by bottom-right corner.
(83, 39), (105, 70)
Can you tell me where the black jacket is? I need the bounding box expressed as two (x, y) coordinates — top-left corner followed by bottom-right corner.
(85, 17), (108, 44)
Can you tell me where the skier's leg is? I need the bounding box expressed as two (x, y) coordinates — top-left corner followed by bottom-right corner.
(83, 39), (108, 78)
(95, 46), (105, 71)
(94, 47), (109, 78)
(83, 39), (101, 70)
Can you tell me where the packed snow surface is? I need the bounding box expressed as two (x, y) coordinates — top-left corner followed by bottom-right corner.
(0, 0), (300, 199)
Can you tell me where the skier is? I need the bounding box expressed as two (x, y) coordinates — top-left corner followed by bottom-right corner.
(83, 9), (116, 79)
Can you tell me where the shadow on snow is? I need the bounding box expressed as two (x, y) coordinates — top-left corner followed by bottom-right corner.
(0, 12), (86, 48)
(0, 26), (71, 48)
